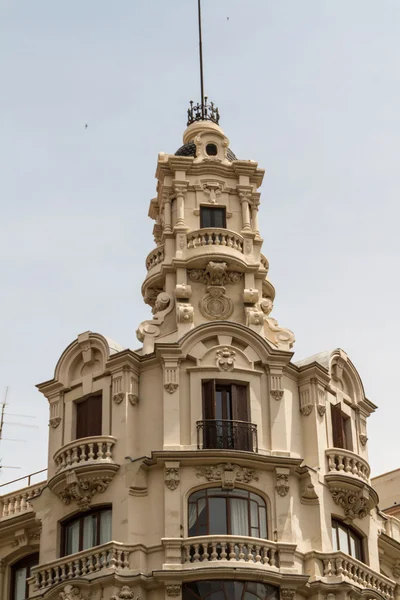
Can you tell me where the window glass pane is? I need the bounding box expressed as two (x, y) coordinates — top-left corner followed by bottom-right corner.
(14, 567), (27, 600)
(207, 488), (224, 496)
(209, 497), (227, 534)
(229, 498), (249, 536)
(332, 524), (339, 551)
(82, 514), (96, 550)
(66, 520), (80, 555)
(349, 535), (357, 557)
(250, 501), (258, 528)
(99, 510), (112, 544)
(215, 390), (223, 420)
(259, 506), (267, 538)
(338, 524), (350, 554)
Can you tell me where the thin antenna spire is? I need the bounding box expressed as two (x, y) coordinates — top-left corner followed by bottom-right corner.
(197, 0), (205, 117)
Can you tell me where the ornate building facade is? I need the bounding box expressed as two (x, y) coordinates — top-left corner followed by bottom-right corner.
(1, 106), (399, 600)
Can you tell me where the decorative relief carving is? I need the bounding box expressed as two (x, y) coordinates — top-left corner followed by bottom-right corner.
(200, 286), (233, 320)
(188, 262), (242, 287)
(359, 434), (368, 446)
(243, 288), (260, 304)
(112, 370), (139, 406)
(196, 463), (258, 489)
(165, 462), (180, 490)
(58, 585), (83, 600)
(166, 585), (181, 597)
(393, 560), (400, 579)
(299, 387), (313, 416)
(49, 398), (62, 428)
(269, 370), (283, 401)
(111, 586), (137, 600)
(144, 287), (164, 312)
(260, 297), (274, 315)
(175, 284), (192, 299)
(280, 591), (295, 600)
(137, 292), (174, 352)
(57, 471), (113, 510)
(50, 417), (62, 428)
(330, 487), (370, 522)
(216, 347), (236, 371)
(245, 307), (264, 326)
(263, 316), (295, 351)
(176, 303), (194, 324)
(275, 468), (290, 496)
(203, 181), (222, 203)
(163, 360), (179, 394)
(301, 483), (319, 503)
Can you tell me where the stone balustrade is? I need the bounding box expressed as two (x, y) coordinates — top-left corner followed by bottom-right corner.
(187, 229), (244, 253)
(53, 436), (116, 474)
(384, 514), (400, 543)
(145, 244), (165, 270)
(30, 542), (131, 591)
(318, 551), (395, 599)
(0, 482), (46, 520)
(182, 535), (280, 568)
(326, 448), (370, 482)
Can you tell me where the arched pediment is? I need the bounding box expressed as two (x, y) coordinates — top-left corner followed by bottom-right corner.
(329, 348), (366, 406)
(54, 331), (124, 387)
(179, 321), (293, 368)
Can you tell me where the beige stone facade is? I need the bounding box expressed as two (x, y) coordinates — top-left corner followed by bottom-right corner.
(1, 117), (399, 600)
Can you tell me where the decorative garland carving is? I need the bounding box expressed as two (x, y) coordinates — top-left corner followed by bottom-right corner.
(216, 347), (236, 371)
(189, 261), (242, 321)
(359, 434), (368, 446)
(50, 417), (61, 428)
(189, 262), (242, 287)
(196, 463), (258, 489)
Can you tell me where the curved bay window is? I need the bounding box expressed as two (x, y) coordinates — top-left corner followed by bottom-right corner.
(188, 488), (267, 538)
(11, 553), (39, 600)
(332, 518), (363, 561)
(183, 581), (279, 600)
(62, 507), (112, 556)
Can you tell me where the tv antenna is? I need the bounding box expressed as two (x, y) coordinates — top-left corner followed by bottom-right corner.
(197, 0), (205, 118)
(0, 386), (38, 473)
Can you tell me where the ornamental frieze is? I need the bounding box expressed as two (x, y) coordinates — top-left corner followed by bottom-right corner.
(196, 462), (258, 489)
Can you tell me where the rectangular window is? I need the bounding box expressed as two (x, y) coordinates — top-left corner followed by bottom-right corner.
(200, 206), (226, 228)
(331, 402), (352, 450)
(63, 507), (112, 557)
(11, 554), (39, 600)
(201, 380), (252, 451)
(76, 393), (102, 439)
(332, 518), (363, 561)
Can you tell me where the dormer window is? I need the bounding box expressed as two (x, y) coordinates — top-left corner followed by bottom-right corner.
(200, 206), (226, 228)
(75, 393), (102, 440)
(331, 402), (352, 450)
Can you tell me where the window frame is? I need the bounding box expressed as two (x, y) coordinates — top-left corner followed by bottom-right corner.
(331, 402), (353, 450)
(331, 518), (364, 561)
(188, 487), (268, 539)
(11, 553), (39, 600)
(200, 206), (227, 229)
(74, 392), (103, 440)
(61, 506), (112, 557)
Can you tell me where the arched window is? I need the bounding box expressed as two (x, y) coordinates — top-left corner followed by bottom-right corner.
(183, 580), (279, 600)
(61, 506), (112, 556)
(188, 488), (267, 538)
(332, 518), (363, 561)
(11, 553), (39, 600)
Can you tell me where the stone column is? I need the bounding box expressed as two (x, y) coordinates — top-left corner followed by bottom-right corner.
(173, 181), (188, 228)
(240, 193), (252, 231)
(251, 200), (260, 235)
(163, 193), (172, 234)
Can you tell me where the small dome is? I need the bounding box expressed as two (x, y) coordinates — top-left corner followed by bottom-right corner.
(175, 140), (237, 162)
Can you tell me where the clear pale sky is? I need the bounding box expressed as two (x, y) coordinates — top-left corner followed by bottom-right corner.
(1, 0), (399, 487)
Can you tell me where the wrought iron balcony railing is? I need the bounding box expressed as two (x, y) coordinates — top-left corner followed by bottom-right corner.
(197, 419), (258, 452)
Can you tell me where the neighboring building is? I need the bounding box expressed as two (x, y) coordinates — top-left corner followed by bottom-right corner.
(372, 469), (400, 519)
(1, 103), (400, 600)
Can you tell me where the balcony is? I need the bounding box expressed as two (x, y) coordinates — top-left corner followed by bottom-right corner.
(197, 420), (258, 452)
(306, 551), (396, 600)
(30, 541), (132, 593)
(48, 436), (119, 508)
(0, 471), (47, 521)
(163, 536), (296, 573)
(324, 449), (378, 521)
(187, 229), (244, 253)
(146, 244), (165, 272)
